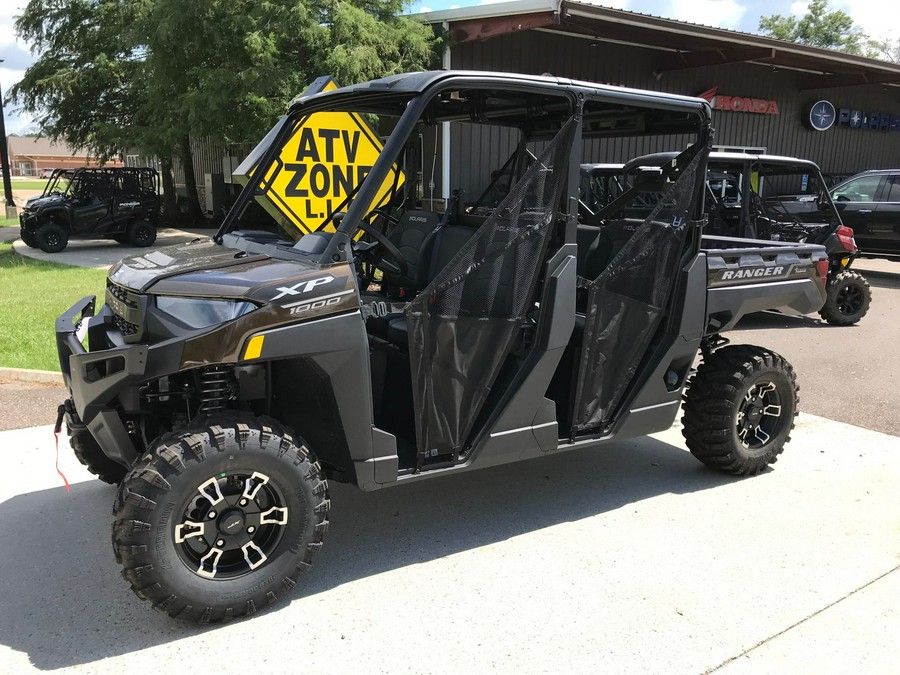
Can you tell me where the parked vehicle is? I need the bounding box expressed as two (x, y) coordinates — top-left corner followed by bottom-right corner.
(830, 169), (900, 256)
(39, 167), (57, 179)
(55, 71), (826, 623)
(19, 167), (160, 253)
(582, 153), (870, 325)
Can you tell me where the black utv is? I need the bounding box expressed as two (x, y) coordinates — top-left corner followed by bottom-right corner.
(55, 71), (827, 623)
(581, 153), (871, 325)
(20, 167), (160, 253)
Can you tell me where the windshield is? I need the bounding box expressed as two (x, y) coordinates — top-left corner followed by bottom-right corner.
(220, 83), (581, 262)
(754, 164), (840, 239)
(43, 170), (73, 197)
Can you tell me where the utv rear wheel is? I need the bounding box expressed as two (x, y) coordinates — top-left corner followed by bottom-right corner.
(112, 415), (329, 623)
(68, 425), (127, 485)
(35, 222), (68, 253)
(20, 228), (39, 248)
(682, 345), (798, 475)
(126, 220), (157, 247)
(819, 270), (870, 326)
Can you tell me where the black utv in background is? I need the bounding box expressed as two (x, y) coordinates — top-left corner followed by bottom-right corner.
(55, 71), (827, 624)
(582, 153), (871, 325)
(20, 167), (160, 253)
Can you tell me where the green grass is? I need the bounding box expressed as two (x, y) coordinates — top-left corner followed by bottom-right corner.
(1, 179), (48, 191)
(0, 214), (18, 227)
(0, 242), (107, 371)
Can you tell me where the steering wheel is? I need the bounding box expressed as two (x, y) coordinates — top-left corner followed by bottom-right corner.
(355, 217), (409, 279)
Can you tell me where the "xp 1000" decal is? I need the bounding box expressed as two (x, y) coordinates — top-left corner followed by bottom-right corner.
(712, 264), (795, 284)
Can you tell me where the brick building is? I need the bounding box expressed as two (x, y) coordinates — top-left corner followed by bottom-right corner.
(4, 135), (122, 176)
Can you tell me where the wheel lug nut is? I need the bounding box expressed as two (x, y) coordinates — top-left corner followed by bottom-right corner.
(208, 511), (217, 519)
(239, 499), (248, 506)
(216, 539), (225, 547)
(247, 526), (255, 534)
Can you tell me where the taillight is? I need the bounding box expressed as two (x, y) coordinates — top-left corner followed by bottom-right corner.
(836, 225), (857, 253)
(816, 258), (829, 286)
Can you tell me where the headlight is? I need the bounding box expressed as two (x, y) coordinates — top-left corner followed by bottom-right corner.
(155, 297), (257, 329)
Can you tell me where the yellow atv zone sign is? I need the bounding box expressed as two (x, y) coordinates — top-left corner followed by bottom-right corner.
(235, 78), (404, 235)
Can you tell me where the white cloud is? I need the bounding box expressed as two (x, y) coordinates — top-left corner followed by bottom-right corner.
(789, 1), (807, 17)
(416, 5), (433, 12)
(834, 2), (900, 41)
(669, 0), (747, 30)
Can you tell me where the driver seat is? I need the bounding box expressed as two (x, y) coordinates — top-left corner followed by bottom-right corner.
(381, 209), (442, 298)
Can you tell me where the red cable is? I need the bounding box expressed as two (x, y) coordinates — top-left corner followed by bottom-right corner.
(54, 430), (71, 493)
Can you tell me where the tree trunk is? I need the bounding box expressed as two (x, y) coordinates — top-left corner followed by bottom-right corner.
(160, 154), (179, 224)
(178, 135), (205, 224)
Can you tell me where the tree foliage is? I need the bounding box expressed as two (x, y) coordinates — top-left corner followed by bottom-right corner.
(8, 0), (438, 221)
(759, 0), (865, 54)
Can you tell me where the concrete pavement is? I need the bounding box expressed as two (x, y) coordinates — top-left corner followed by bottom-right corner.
(9, 227), (215, 268)
(0, 413), (897, 674)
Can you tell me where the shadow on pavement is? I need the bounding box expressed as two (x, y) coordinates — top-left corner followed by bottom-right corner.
(0, 435), (734, 669)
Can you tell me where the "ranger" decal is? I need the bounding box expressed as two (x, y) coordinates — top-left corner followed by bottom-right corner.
(719, 265), (792, 281)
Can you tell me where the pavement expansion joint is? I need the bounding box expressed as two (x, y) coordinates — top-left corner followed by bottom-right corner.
(706, 563), (900, 673)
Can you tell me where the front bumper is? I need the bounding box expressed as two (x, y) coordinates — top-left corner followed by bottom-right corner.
(56, 296), (170, 468)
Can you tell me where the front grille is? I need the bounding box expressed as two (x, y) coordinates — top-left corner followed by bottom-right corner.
(106, 280), (143, 341)
(113, 313), (140, 337)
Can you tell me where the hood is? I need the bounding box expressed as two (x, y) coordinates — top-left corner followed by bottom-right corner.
(24, 194), (67, 210)
(107, 238), (332, 299)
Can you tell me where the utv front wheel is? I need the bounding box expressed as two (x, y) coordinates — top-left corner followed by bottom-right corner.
(682, 345), (798, 475)
(69, 425), (127, 484)
(819, 270), (870, 326)
(112, 415), (329, 622)
(126, 220), (157, 247)
(36, 222), (69, 253)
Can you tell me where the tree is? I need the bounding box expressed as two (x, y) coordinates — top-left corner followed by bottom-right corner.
(9, 0), (438, 223)
(759, 0), (865, 54)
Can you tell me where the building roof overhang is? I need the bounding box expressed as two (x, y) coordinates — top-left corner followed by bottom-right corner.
(418, 0), (900, 90)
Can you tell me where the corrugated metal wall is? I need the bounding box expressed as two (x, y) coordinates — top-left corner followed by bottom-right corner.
(450, 30), (900, 194)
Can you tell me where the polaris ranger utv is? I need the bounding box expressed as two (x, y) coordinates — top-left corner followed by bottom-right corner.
(20, 167), (160, 253)
(55, 72), (827, 623)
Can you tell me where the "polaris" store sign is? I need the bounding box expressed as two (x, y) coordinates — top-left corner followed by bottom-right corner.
(804, 99), (900, 132)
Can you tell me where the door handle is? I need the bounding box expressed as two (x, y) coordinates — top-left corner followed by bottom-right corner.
(858, 209), (873, 213)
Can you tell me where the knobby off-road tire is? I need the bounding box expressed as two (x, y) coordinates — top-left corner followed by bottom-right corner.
(35, 221), (69, 253)
(112, 414), (329, 623)
(126, 220), (157, 247)
(682, 345), (798, 476)
(20, 228), (39, 249)
(818, 270), (871, 326)
(68, 425), (127, 485)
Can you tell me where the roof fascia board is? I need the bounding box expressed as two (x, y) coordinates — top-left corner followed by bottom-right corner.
(563, 4), (900, 75)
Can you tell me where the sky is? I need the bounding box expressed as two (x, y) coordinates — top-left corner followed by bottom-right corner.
(3, 0), (900, 136)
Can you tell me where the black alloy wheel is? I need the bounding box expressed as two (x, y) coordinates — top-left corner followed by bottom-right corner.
(173, 470), (289, 581)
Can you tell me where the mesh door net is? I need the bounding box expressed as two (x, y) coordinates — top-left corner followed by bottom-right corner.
(572, 149), (705, 433)
(406, 118), (577, 464)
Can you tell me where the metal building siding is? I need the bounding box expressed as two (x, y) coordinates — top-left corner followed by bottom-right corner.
(451, 30), (900, 180)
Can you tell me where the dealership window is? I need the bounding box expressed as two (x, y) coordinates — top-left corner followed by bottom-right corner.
(833, 175), (882, 202)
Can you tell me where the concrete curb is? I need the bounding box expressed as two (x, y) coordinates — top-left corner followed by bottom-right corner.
(0, 367), (63, 385)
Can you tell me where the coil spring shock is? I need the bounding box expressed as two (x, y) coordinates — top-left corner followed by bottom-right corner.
(198, 365), (231, 414)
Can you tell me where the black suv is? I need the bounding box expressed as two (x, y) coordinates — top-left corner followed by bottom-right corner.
(20, 167), (160, 253)
(831, 169), (900, 255)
